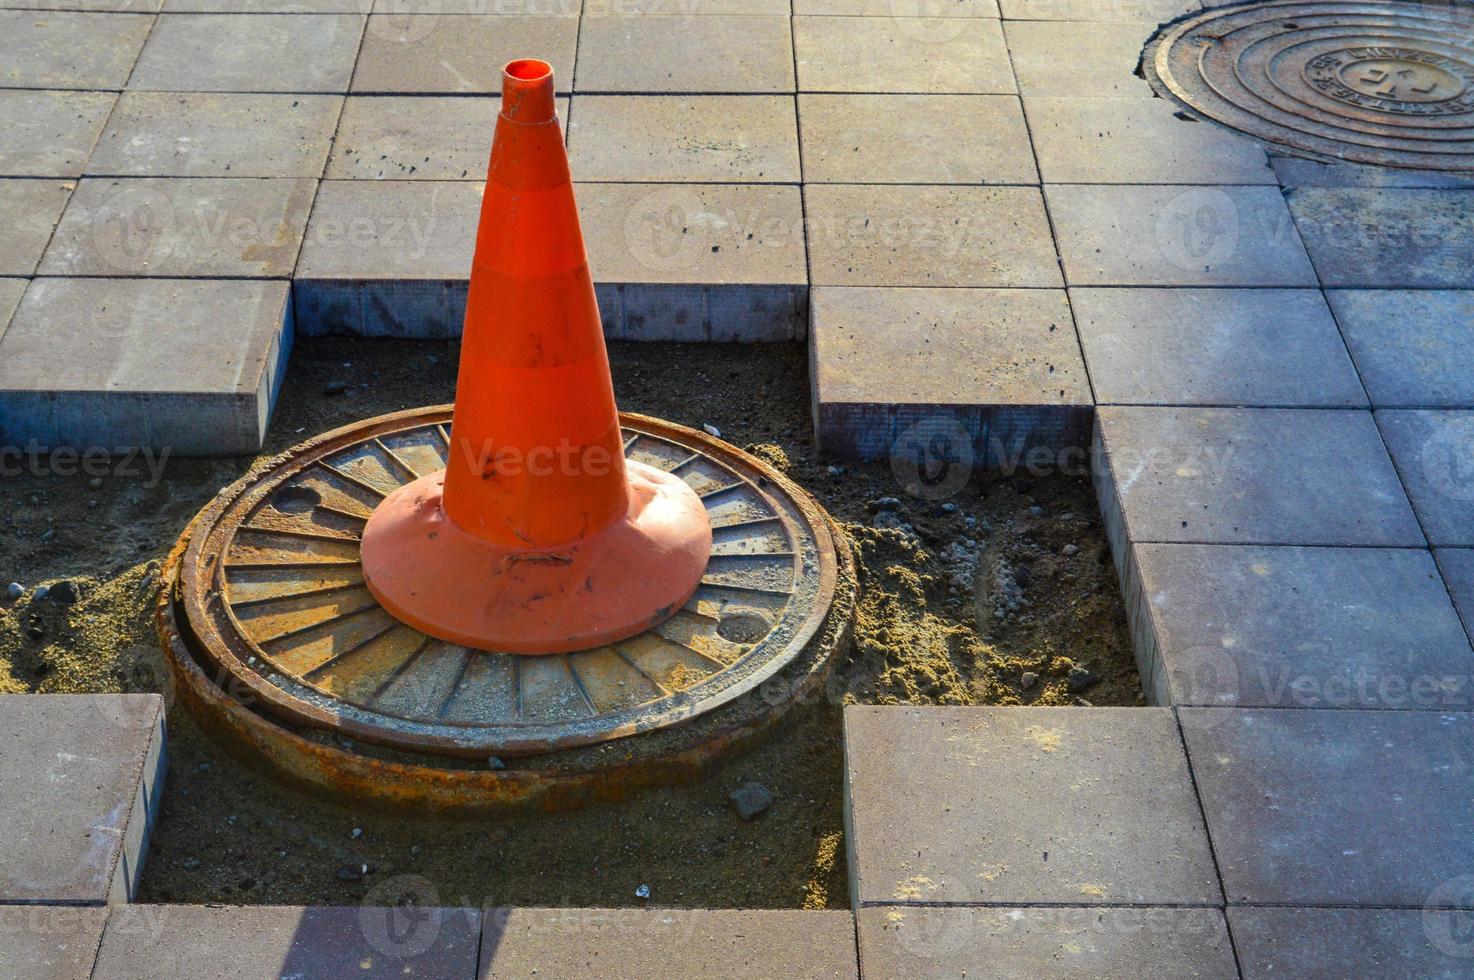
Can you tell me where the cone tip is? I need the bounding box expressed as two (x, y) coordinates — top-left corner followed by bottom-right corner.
(502, 59), (556, 123)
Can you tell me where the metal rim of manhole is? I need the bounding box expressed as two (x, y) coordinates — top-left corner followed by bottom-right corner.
(1143, 0), (1474, 171)
(157, 407), (855, 810)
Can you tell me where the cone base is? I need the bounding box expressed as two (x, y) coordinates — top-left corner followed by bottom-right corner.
(360, 460), (713, 655)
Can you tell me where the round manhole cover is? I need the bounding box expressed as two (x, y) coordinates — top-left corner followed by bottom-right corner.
(1143, 0), (1474, 171)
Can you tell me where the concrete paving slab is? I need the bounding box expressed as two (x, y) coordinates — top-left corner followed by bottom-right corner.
(576, 14), (795, 93)
(479, 908), (858, 978)
(805, 184), (1061, 287)
(0, 906), (107, 980)
(1181, 708), (1474, 906)
(811, 285), (1091, 460)
(1131, 544), (1473, 709)
(0, 695), (164, 905)
(1230, 906), (1474, 980)
(1048, 185), (1318, 286)
(0, 91), (114, 178)
(0, 179), (74, 277)
(1005, 20), (1159, 96)
(354, 12), (577, 94)
(168, 0), (370, 8)
(0, 279), (25, 346)
(798, 94), (1037, 184)
(795, 0), (998, 14)
(3, 0), (159, 10)
(843, 705), (1221, 906)
(328, 95), (497, 180)
(1271, 156), (1474, 190)
(88, 93), (342, 178)
(794, 16), (1016, 94)
(0, 11), (153, 90)
(999, 0), (1198, 19)
(1327, 290), (1474, 408)
(1026, 97), (1274, 184)
(567, 95), (800, 182)
(1093, 407), (1424, 546)
(1376, 410), (1474, 547)
(40, 177), (316, 278)
(93, 904), (480, 979)
(1286, 188), (1474, 288)
(1072, 287), (1365, 407)
(1437, 548), (1474, 639)
(0, 278), (293, 454)
(129, 13), (366, 93)
(858, 907), (1237, 979)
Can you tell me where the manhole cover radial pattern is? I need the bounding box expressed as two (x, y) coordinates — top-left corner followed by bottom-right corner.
(166, 408), (846, 772)
(1143, 0), (1474, 170)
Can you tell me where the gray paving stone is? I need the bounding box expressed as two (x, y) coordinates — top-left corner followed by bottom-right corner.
(354, 12), (578, 94)
(1181, 708), (1474, 906)
(40, 177), (316, 278)
(1048, 185), (1318, 286)
(479, 908), (858, 978)
(2, 0), (159, 10)
(0, 179), (73, 277)
(999, 0), (1197, 19)
(576, 14), (795, 93)
(0, 91), (114, 178)
(88, 92), (343, 178)
(843, 705), (1221, 906)
(1437, 548), (1474, 639)
(93, 904), (480, 979)
(1093, 407), (1424, 546)
(1271, 156), (1474, 190)
(369, 0), (577, 9)
(0, 278), (293, 454)
(811, 286), (1091, 461)
(1286, 188), (1474, 288)
(0, 695), (164, 905)
(858, 907), (1237, 980)
(1072, 287), (1365, 407)
(328, 95), (498, 180)
(798, 94), (1037, 184)
(567, 95), (800, 182)
(594, 0), (787, 10)
(129, 13), (366, 93)
(1130, 544), (1474, 709)
(795, 0), (998, 14)
(805, 184), (1061, 287)
(0, 279), (25, 346)
(1005, 20), (1159, 96)
(0, 11), (153, 90)
(1027, 97), (1273, 184)
(1329, 290), (1474, 408)
(0, 906), (107, 980)
(794, 16), (1016, 94)
(1230, 907), (1474, 980)
(168, 0), (370, 8)
(1376, 409), (1474, 546)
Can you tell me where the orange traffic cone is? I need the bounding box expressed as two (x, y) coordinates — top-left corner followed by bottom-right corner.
(359, 59), (713, 655)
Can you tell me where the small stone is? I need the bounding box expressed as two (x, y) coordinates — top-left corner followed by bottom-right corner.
(350, 827), (362, 839)
(336, 865), (363, 881)
(49, 580), (79, 604)
(88, 477), (103, 490)
(730, 781), (774, 821)
(4, 583), (22, 601)
(941, 502), (958, 514)
(872, 511), (904, 530)
(635, 884), (650, 899)
(487, 755), (507, 770)
(181, 857), (200, 870)
(323, 379), (350, 396)
(1067, 666), (1101, 693)
(702, 423), (722, 438)
(867, 496), (902, 513)
(1062, 543), (1080, 557)
(1020, 671), (1040, 690)
(826, 465), (847, 477)
(1028, 505), (1044, 518)
(32, 585), (49, 602)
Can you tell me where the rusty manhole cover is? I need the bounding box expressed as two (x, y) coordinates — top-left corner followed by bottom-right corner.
(159, 407), (854, 810)
(1143, 0), (1474, 170)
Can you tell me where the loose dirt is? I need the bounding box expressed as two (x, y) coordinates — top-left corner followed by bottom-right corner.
(0, 339), (1137, 910)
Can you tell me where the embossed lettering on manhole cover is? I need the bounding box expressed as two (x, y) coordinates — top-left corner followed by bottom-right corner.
(1143, 0), (1474, 171)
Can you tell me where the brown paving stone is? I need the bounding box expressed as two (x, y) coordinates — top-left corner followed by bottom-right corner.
(1000, 0), (1198, 20)
(1005, 19), (1158, 96)
(353, 12), (578, 93)
(479, 908), (858, 979)
(0, 279), (25, 346)
(795, 0), (998, 14)
(575, 14), (795, 93)
(794, 15), (1016, 93)
(843, 705), (1222, 906)
(129, 13), (366, 93)
(567, 95), (800, 182)
(0, 11), (153, 90)
(89, 92), (343, 178)
(0, 906), (106, 980)
(328, 95), (498, 180)
(799, 93), (1037, 184)
(805, 184), (1060, 287)
(1048, 184), (1318, 286)
(1026, 96), (1273, 184)
(168, 0), (370, 8)
(0, 90), (115, 178)
(858, 907), (1237, 979)
(40, 177), (316, 278)
(0, 179), (74, 277)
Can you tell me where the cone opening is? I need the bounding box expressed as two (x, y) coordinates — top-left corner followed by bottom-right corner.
(505, 59), (552, 82)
